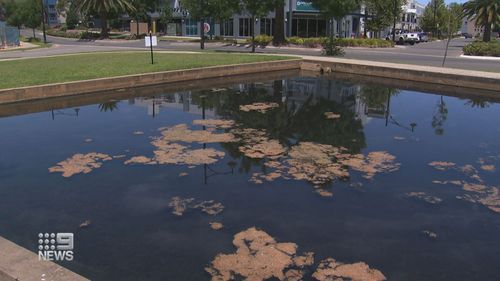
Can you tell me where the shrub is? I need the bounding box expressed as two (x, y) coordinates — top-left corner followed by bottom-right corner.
(333, 38), (393, 48)
(46, 29), (81, 39)
(247, 34), (273, 47)
(79, 31), (100, 40)
(322, 37), (344, 56)
(463, 41), (500, 57)
(287, 37), (305, 45)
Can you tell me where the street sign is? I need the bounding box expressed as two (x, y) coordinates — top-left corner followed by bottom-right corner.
(204, 23), (211, 34)
(145, 36), (158, 47)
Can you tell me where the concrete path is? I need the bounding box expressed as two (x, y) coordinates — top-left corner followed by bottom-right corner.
(0, 237), (88, 281)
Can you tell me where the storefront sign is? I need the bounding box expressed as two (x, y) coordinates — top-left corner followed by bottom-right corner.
(296, 0), (319, 12)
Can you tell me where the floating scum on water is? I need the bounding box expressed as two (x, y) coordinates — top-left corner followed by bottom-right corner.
(48, 119), (401, 195)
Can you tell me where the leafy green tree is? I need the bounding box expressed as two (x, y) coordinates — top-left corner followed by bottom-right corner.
(240, 0), (281, 52)
(4, 0), (23, 30)
(447, 2), (463, 34)
(313, 0), (359, 38)
(0, 0), (6, 21)
(420, 0), (447, 37)
(75, 0), (135, 38)
(158, 6), (172, 33)
(182, 0), (239, 49)
(463, 0), (500, 42)
(363, 0), (404, 38)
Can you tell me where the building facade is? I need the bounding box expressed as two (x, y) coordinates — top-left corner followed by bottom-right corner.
(44, 0), (59, 26)
(164, 0), (362, 38)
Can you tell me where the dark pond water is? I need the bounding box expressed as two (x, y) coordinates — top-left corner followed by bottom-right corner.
(0, 73), (499, 281)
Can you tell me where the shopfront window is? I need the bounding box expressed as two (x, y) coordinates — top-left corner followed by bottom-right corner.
(185, 19), (198, 36)
(260, 18), (274, 36)
(239, 18), (253, 37)
(221, 19), (234, 36)
(292, 18), (327, 38)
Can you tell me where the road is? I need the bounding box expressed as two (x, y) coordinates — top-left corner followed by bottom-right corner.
(1, 31), (499, 73)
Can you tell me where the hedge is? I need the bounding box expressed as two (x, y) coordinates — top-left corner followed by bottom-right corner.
(463, 41), (500, 57)
(248, 35), (393, 48)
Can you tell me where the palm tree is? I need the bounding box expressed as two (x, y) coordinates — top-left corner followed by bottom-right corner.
(76, 0), (135, 38)
(463, 0), (500, 42)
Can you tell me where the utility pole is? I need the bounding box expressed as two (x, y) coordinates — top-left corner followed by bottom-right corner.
(40, 0), (47, 43)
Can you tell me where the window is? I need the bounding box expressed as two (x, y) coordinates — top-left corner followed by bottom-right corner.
(260, 18), (274, 36)
(239, 18), (253, 37)
(317, 20), (326, 37)
(185, 19), (198, 36)
(221, 19), (234, 36)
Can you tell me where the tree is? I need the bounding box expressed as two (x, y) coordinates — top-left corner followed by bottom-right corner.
(420, 0), (447, 37)
(273, 0), (285, 45)
(241, 0), (281, 52)
(463, 0), (500, 42)
(447, 2), (463, 35)
(0, 0), (6, 21)
(363, 0), (404, 38)
(75, 0), (135, 38)
(5, 0), (23, 30)
(313, 0), (359, 38)
(19, 0), (43, 38)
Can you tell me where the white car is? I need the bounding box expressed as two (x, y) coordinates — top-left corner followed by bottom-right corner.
(386, 32), (420, 45)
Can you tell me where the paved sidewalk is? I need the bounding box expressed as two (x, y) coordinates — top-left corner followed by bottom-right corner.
(0, 236), (89, 281)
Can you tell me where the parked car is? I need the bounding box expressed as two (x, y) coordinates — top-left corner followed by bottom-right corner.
(463, 33), (473, 39)
(418, 32), (429, 42)
(386, 32), (419, 45)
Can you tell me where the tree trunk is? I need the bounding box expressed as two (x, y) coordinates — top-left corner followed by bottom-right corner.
(136, 17), (139, 35)
(200, 20), (205, 49)
(273, 1), (285, 45)
(33, 28), (36, 39)
(483, 17), (491, 42)
(100, 11), (108, 38)
(251, 16), (255, 53)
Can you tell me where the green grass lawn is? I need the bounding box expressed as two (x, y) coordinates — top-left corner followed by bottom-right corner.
(0, 52), (294, 89)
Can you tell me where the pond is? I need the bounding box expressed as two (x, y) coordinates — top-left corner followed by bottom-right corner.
(0, 72), (499, 281)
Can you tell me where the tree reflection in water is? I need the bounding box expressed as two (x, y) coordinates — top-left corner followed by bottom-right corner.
(189, 77), (389, 176)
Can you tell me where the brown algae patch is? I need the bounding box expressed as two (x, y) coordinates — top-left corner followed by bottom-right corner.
(157, 124), (238, 144)
(243, 140), (399, 187)
(193, 119), (236, 129)
(429, 161), (456, 171)
(239, 102), (280, 113)
(405, 192), (442, 204)
(152, 143), (225, 165)
(481, 165), (496, 172)
(49, 153), (112, 177)
(168, 197), (224, 216)
(210, 222), (224, 230)
(206, 227), (312, 281)
(124, 156), (154, 165)
(324, 112), (341, 120)
(207, 228), (385, 281)
(430, 161), (500, 213)
(233, 128), (286, 159)
(313, 258), (386, 281)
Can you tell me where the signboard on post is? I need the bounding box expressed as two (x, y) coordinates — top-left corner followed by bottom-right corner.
(145, 36), (158, 47)
(145, 33), (157, 65)
(204, 23), (211, 34)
